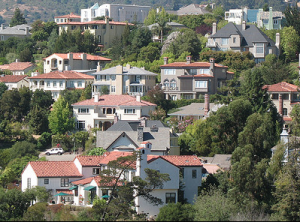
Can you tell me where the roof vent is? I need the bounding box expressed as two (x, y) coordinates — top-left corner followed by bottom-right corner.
(150, 125), (158, 132)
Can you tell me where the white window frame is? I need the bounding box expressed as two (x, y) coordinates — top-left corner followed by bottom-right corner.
(164, 69), (176, 75)
(77, 120), (85, 129)
(78, 108), (89, 114)
(78, 81), (82, 88)
(166, 193), (176, 203)
(256, 43), (264, 54)
(221, 38), (228, 45)
(195, 81), (207, 88)
(53, 81), (57, 87)
(61, 178), (69, 187)
(27, 178), (31, 188)
(111, 86), (116, 92)
(44, 178), (49, 184)
(124, 109), (136, 114)
(46, 81), (50, 87)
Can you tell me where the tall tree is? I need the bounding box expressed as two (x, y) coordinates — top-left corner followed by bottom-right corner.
(48, 96), (75, 135)
(281, 26), (300, 62)
(284, 4), (300, 36)
(10, 8), (27, 27)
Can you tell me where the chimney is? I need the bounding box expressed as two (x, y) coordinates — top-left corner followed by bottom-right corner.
(97, 63), (102, 72)
(163, 57), (168, 65)
(209, 57), (215, 74)
(269, 7), (273, 30)
(105, 16), (109, 25)
(25, 26), (29, 35)
(116, 65), (123, 74)
(126, 64), (131, 70)
(94, 93), (99, 103)
(242, 21), (246, 31)
(140, 117), (147, 127)
(81, 53), (87, 61)
(279, 94), (283, 115)
(136, 95), (141, 102)
(186, 56), (191, 64)
(137, 126), (143, 142)
(1, 24), (4, 30)
(204, 94), (210, 116)
(15, 59), (19, 62)
(275, 33), (280, 52)
(212, 22), (216, 35)
(114, 112), (118, 124)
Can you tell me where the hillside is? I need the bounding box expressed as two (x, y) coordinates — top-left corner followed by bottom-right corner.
(0, 0), (201, 24)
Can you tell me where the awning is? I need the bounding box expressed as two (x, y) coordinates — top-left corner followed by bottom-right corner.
(69, 185), (78, 190)
(84, 186), (96, 191)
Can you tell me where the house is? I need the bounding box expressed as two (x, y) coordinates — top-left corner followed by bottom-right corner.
(96, 118), (180, 155)
(262, 82), (300, 124)
(168, 94), (224, 120)
(175, 4), (212, 15)
(81, 3), (150, 23)
(0, 60), (35, 75)
(0, 75), (29, 90)
(0, 24), (31, 41)
(27, 70), (94, 100)
(72, 94), (157, 131)
(206, 21), (280, 63)
(54, 12), (81, 24)
(21, 161), (83, 204)
(200, 154), (232, 171)
(225, 7), (284, 29)
(91, 64), (157, 97)
(43, 52), (111, 74)
(160, 56), (234, 100)
(22, 149), (203, 218)
(57, 17), (133, 51)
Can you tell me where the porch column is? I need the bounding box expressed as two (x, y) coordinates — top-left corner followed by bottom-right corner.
(279, 94), (283, 115)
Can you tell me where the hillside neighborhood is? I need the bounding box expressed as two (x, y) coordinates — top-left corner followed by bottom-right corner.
(1, 0), (300, 221)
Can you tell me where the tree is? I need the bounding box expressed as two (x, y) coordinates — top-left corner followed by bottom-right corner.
(151, 7), (171, 44)
(290, 104), (300, 136)
(87, 147), (106, 156)
(10, 8), (27, 27)
(30, 89), (54, 110)
(281, 26), (300, 62)
(284, 4), (300, 36)
(22, 202), (49, 221)
(74, 131), (89, 150)
(27, 106), (50, 135)
(10, 141), (38, 159)
(48, 96), (75, 135)
(0, 82), (8, 99)
(156, 202), (195, 221)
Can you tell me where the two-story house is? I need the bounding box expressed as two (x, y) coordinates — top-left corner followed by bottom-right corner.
(54, 12), (81, 24)
(0, 60), (35, 75)
(206, 21), (280, 63)
(81, 3), (150, 23)
(91, 64), (157, 97)
(160, 56), (234, 100)
(0, 24), (31, 41)
(72, 94), (157, 131)
(0, 75), (29, 90)
(27, 70), (94, 100)
(96, 118), (180, 155)
(43, 52), (111, 74)
(57, 17), (133, 50)
(262, 82), (300, 124)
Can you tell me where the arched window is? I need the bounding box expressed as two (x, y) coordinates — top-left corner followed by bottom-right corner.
(170, 79), (176, 89)
(163, 79), (169, 88)
(107, 108), (112, 114)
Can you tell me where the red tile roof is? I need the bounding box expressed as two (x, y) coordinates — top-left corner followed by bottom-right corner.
(58, 21), (133, 26)
(283, 116), (292, 122)
(54, 12), (80, 18)
(71, 177), (94, 185)
(262, 82), (300, 92)
(148, 155), (203, 167)
(44, 53), (111, 61)
(10, 62), (34, 71)
(72, 94), (157, 107)
(94, 176), (124, 187)
(56, 189), (73, 195)
(23, 161), (82, 177)
(178, 74), (214, 78)
(27, 70), (94, 80)
(0, 75), (28, 83)
(161, 62), (227, 68)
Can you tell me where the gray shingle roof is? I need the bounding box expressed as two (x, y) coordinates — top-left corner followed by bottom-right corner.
(210, 22), (275, 47)
(168, 103), (222, 117)
(0, 24), (32, 35)
(92, 66), (157, 76)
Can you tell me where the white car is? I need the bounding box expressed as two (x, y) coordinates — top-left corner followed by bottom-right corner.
(45, 148), (65, 155)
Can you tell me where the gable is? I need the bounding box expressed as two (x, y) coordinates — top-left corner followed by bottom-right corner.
(107, 132), (139, 151)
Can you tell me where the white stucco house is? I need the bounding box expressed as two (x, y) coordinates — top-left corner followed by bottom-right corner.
(0, 75), (29, 90)
(22, 147), (202, 218)
(72, 94), (157, 131)
(27, 70), (94, 100)
(0, 60), (35, 75)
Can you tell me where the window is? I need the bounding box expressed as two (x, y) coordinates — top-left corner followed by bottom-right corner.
(164, 79), (170, 88)
(1, 35), (4, 41)
(27, 178), (31, 189)
(274, 19), (278, 25)
(124, 109), (136, 114)
(78, 81), (82, 87)
(61, 178), (69, 187)
(60, 81), (63, 87)
(192, 169), (197, 178)
(221, 38), (228, 45)
(78, 108), (89, 113)
(77, 120), (85, 129)
(46, 81), (50, 87)
(53, 81), (57, 87)
(170, 79), (176, 89)
(92, 25), (98, 29)
(93, 168), (100, 175)
(166, 193), (176, 203)
(44, 179), (49, 184)
(199, 69), (209, 74)
(52, 92), (58, 99)
(111, 86), (116, 92)
(111, 25), (114, 29)
(111, 75), (116, 81)
(171, 95), (177, 100)
(256, 43), (264, 54)
(282, 94), (289, 100)
(195, 81), (207, 88)
(106, 75), (110, 81)
(283, 108), (288, 116)
(70, 81), (74, 88)
(233, 37), (236, 43)
(164, 69), (176, 75)
(189, 69), (197, 75)
(98, 35), (101, 43)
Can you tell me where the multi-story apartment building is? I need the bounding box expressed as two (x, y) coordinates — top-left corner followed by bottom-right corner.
(91, 64), (157, 97)
(81, 3), (150, 23)
(206, 21), (280, 63)
(43, 52), (111, 74)
(160, 56), (234, 100)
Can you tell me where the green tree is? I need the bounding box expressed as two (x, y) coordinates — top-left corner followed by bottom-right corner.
(27, 106), (50, 135)
(10, 141), (38, 159)
(138, 44), (160, 63)
(30, 89), (54, 110)
(156, 202), (195, 221)
(74, 131), (89, 150)
(284, 4), (300, 36)
(22, 202), (49, 221)
(48, 96), (75, 135)
(0, 82), (8, 99)
(290, 104), (300, 136)
(87, 147), (106, 156)
(281, 26), (300, 62)
(143, 8), (157, 26)
(10, 8), (27, 27)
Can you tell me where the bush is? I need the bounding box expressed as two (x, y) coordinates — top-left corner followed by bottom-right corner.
(156, 202), (195, 221)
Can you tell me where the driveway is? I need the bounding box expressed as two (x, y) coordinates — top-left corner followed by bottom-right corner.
(39, 152), (81, 161)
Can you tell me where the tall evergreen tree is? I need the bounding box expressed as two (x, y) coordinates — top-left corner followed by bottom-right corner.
(10, 8), (27, 27)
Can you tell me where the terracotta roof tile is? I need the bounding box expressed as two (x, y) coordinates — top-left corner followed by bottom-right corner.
(72, 94), (157, 107)
(71, 177), (94, 185)
(262, 82), (300, 92)
(27, 70), (94, 80)
(160, 155), (203, 167)
(56, 189), (73, 195)
(178, 74), (214, 78)
(54, 12), (81, 19)
(58, 21), (133, 26)
(203, 164), (223, 174)
(7, 62), (34, 71)
(161, 62), (227, 68)
(44, 53), (111, 61)
(24, 161), (82, 177)
(0, 75), (28, 83)
(283, 117), (292, 122)
(94, 176), (124, 187)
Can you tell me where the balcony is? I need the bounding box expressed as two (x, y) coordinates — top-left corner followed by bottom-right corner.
(206, 41), (217, 47)
(162, 86), (179, 91)
(128, 92), (144, 96)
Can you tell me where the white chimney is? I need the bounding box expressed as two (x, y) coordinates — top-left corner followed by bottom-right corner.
(136, 95), (141, 102)
(186, 56), (191, 64)
(94, 93), (99, 102)
(212, 22), (217, 35)
(163, 57), (168, 65)
(242, 21), (246, 31)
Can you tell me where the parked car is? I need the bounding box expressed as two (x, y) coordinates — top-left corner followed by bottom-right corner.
(45, 148), (64, 155)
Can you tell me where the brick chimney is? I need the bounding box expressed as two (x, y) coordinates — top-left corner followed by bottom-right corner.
(137, 126), (144, 142)
(204, 94), (210, 116)
(209, 57), (215, 75)
(279, 94), (283, 115)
